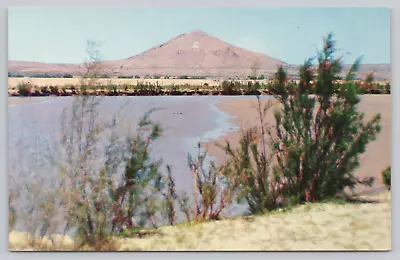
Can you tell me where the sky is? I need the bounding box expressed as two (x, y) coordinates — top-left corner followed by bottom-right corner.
(8, 7), (390, 65)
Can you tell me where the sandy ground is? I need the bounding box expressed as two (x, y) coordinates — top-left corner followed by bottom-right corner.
(9, 191), (391, 251)
(203, 95), (391, 195)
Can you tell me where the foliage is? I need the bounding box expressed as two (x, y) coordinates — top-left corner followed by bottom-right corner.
(218, 98), (284, 213)
(382, 166), (391, 190)
(57, 96), (165, 248)
(219, 33), (381, 214)
(8, 190), (16, 233)
(221, 80), (241, 95)
(160, 165), (178, 225)
(185, 144), (236, 221)
(268, 33), (380, 203)
(17, 83), (33, 96)
(49, 86), (59, 95)
(244, 81), (261, 95)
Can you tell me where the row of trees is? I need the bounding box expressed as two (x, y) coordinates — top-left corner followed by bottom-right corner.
(8, 73), (75, 78)
(13, 77), (391, 97)
(8, 34), (387, 250)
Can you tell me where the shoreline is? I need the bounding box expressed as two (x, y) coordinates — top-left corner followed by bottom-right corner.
(202, 96), (279, 166)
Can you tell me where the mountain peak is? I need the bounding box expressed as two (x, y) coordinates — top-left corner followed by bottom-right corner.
(185, 30), (209, 37)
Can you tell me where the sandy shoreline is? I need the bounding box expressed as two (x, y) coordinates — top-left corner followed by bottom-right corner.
(204, 95), (391, 195)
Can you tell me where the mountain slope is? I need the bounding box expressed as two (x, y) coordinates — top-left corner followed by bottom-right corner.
(102, 30), (285, 76)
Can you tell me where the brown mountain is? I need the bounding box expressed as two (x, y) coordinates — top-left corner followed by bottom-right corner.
(8, 30), (390, 80)
(102, 30), (286, 77)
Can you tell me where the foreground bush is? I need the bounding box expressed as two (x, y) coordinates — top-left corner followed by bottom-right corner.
(218, 98), (284, 214)
(269, 34), (380, 203)
(56, 97), (166, 248)
(184, 144), (236, 221)
(219, 34), (381, 214)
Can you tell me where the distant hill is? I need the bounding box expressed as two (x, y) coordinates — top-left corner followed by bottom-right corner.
(8, 30), (390, 81)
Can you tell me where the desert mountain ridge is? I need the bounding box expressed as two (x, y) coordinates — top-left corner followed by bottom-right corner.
(8, 30), (391, 80)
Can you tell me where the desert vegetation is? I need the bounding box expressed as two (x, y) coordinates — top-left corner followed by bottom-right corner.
(8, 78), (391, 97)
(8, 73), (76, 78)
(382, 166), (391, 191)
(8, 34), (391, 251)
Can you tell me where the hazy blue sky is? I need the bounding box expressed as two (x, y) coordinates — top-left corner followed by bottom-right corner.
(8, 7), (390, 64)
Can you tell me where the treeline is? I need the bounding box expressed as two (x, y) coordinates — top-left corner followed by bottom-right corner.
(9, 73), (209, 80)
(11, 78), (391, 97)
(117, 75), (141, 79)
(247, 75), (267, 80)
(8, 72), (75, 78)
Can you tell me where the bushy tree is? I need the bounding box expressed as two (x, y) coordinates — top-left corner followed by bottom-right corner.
(361, 72), (376, 93)
(58, 96), (165, 249)
(17, 83), (33, 96)
(269, 33), (380, 203)
(109, 108), (164, 231)
(219, 34), (381, 214)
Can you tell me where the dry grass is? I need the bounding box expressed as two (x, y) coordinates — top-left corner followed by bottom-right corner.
(9, 192), (391, 251)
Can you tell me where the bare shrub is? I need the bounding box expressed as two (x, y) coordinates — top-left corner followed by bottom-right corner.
(185, 144), (236, 221)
